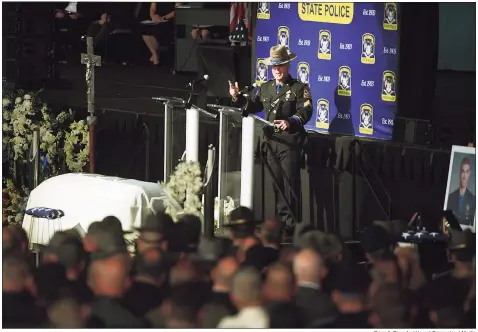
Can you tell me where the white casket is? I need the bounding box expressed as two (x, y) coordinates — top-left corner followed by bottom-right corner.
(22, 173), (168, 245)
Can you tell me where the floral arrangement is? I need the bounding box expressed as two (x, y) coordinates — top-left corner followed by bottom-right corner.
(161, 161), (204, 222)
(64, 120), (90, 173)
(2, 179), (30, 225)
(2, 91), (90, 225)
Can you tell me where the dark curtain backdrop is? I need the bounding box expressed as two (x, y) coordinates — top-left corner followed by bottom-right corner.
(397, 3), (439, 121)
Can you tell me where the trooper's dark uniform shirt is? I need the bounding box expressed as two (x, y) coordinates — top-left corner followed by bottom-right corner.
(447, 188), (476, 226)
(234, 75), (313, 228)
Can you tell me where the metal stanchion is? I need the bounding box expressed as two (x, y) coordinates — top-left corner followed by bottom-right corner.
(203, 145), (216, 237)
(32, 127), (40, 189)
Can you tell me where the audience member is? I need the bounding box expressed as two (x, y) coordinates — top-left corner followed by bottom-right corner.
(217, 267), (269, 328)
(448, 229), (475, 281)
(121, 248), (168, 317)
(278, 245), (298, 266)
(293, 248), (337, 327)
(327, 264), (372, 328)
(55, 2), (100, 59)
(425, 276), (469, 328)
(138, 2), (181, 65)
(86, 3), (140, 49)
(263, 263), (302, 328)
(46, 296), (89, 328)
(225, 206), (257, 256)
(200, 256), (238, 327)
(394, 246), (427, 291)
(177, 214), (203, 253)
(3, 225), (29, 255)
(190, 1), (230, 40)
(88, 253), (146, 327)
(42, 231), (87, 282)
(135, 212), (173, 254)
(259, 218), (283, 264)
(363, 224), (402, 288)
(209, 257), (238, 311)
(4, 204), (477, 329)
(3, 253), (46, 327)
(369, 283), (416, 328)
(169, 259), (199, 286)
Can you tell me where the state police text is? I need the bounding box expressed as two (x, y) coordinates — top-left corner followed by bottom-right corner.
(300, 3), (351, 18)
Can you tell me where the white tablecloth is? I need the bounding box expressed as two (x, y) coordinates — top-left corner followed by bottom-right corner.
(22, 173), (167, 245)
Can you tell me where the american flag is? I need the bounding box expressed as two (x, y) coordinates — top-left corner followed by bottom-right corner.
(230, 2), (252, 40)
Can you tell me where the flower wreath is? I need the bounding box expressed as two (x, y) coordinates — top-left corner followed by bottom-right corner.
(64, 120), (90, 173)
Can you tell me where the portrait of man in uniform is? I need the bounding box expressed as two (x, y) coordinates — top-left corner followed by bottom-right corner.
(444, 147), (476, 229)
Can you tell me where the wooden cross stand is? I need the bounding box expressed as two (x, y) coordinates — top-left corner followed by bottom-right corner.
(80, 37), (101, 173)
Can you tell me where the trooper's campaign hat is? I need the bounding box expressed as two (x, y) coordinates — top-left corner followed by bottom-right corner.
(449, 228), (475, 251)
(266, 45), (297, 66)
(224, 206), (257, 227)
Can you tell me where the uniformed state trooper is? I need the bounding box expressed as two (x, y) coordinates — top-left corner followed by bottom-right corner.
(446, 157), (476, 226)
(228, 45), (313, 234)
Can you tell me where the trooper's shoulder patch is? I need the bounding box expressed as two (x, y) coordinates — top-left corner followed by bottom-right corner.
(303, 85), (311, 99)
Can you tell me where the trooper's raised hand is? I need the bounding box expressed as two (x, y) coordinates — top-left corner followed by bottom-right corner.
(228, 81), (240, 98)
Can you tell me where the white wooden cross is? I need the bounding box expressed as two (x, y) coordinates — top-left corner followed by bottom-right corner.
(80, 37), (101, 173)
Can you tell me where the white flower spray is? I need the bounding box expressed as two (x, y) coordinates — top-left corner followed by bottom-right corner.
(162, 161), (204, 222)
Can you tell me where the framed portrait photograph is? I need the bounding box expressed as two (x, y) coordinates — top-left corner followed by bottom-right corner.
(443, 145), (476, 231)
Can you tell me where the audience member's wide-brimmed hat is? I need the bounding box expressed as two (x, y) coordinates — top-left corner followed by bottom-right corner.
(87, 221), (129, 261)
(224, 206), (258, 228)
(449, 229), (475, 251)
(265, 45), (297, 66)
(135, 212), (174, 234)
(102, 216), (133, 234)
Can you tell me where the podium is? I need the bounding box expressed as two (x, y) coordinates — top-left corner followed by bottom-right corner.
(153, 97), (217, 181)
(207, 104), (274, 228)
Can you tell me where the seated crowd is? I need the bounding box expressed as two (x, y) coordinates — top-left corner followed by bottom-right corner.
(2, 206), (476, 328)
(55, 2), (229, 66)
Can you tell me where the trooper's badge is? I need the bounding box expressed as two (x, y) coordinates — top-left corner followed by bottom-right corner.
(285, 90), (291, 101)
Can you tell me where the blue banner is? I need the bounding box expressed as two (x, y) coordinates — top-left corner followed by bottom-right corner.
(254, 2), (399, 140)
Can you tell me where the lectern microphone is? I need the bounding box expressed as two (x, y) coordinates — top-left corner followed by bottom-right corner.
(239, 83), (258, 95)
(186, 74), (209, 88)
